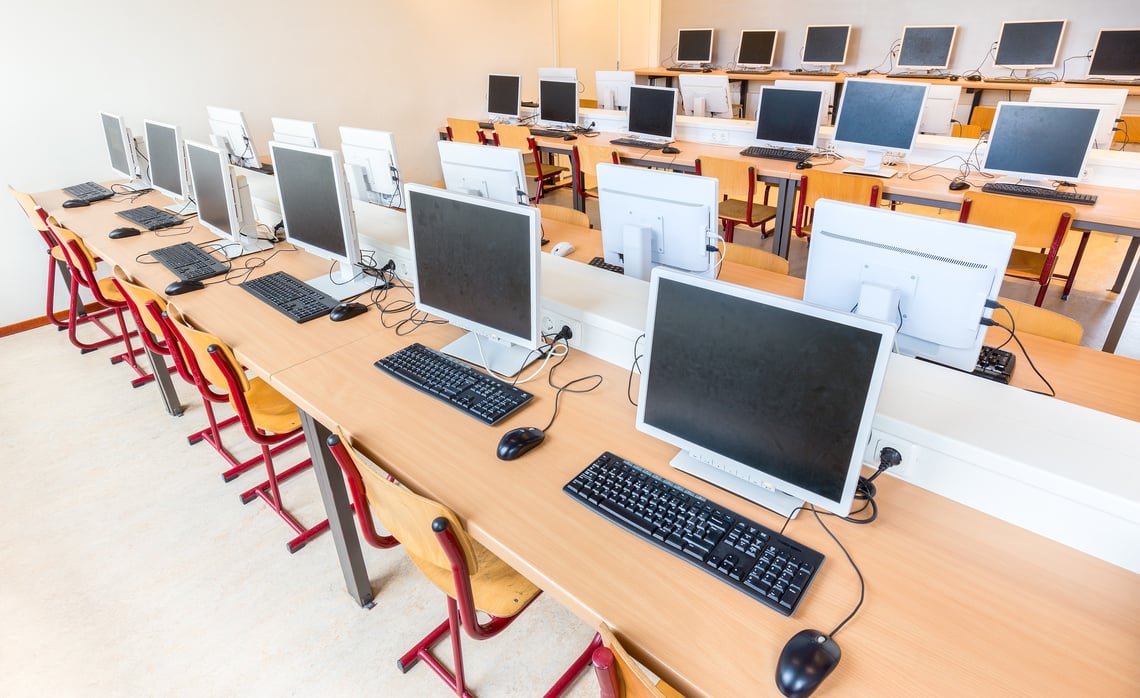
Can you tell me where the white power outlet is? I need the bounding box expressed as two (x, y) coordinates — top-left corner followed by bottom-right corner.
(540, 309), (583, 348)
(710, 131), (729, 144)
(865, 429), (918, 479)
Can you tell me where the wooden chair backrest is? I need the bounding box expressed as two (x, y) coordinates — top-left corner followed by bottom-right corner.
(50, 223), (97, 274)
(164, 303), (249, 395)
(112, 265), (166, 337)
(9, 186), (43, 227)
(447, 118), (485, 144)
(1112, 114), (1139, 144)
(594, 624), (671, 698)
(537, 203), (590, 228)
(951, 123), (983, 140)
(799, 170), (880, 210)
(492, 123), (532, 152)
(958, 191), (1074, 250)
(722, 242), (789, 275)
(969, 105), (996, 130)
(695, 155), (753, 202)
(996, 297), (1084, 344)
(574, 143), (619, 192)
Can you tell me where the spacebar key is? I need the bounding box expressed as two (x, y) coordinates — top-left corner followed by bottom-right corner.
(598, 501), (656, 536)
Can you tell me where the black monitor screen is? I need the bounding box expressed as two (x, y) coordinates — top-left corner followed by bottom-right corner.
(995, 21), (1065, 67)
(678, 29), (714, 63)
(488, 74), (520, 117)
(628, 86), (676, 139)
(803, 25), (850, 64)
(1089, 29), (1140, 77)
(146, 122), (182, 196)
(834, 80), (926, 151)
(101, 113), (131, 176)
(984, 104), (1099, 180)
(755, 88), (822, 147)
(408, 189), (533, 340)
(186, 144), (232, 237)
(898, 26), (956, 68)
(539, 80), (577, 125)
(272, 146), (348, 258)
(739, 30), (777, 66)
(642, 277), (882, 503)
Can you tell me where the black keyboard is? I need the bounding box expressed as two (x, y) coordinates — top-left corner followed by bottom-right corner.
(609, 137), (671, 150)
(973, 345), (1016, 384)
(240, 271), (339, 323)
(739, 146), (812, 163)
(116, 205), (184, 231)
(565, 452), (824, 616)
(731, 68), (774, 75)
(987, 76), (1054, 84)
(62, 181), (113, 202)
(1063, 78), (1140, 87)
(670, 66), (710, 72)
(886, 72), (951, 79)
(530, 128), (571, 138)
(796, 70), (839, 76)
(588, 256), (624, 274)
(374, 343), (534, 426)
(980, 182), (1097, 206)
(149, 242), (229, 282)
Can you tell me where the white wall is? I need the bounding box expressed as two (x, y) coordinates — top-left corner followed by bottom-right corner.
(659, 1), (1139, 74)
(1, 0), (557, 326)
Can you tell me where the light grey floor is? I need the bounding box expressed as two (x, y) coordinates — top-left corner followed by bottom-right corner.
(0, 325), (598, 697)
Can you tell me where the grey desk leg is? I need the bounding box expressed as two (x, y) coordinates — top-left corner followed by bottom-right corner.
(299, 410), (375, 608)
(1110, 237), (1140, 294)
(769, 178), (798, 259)
(146, 347), (183, 417)
(1102, 249), (1140, 354)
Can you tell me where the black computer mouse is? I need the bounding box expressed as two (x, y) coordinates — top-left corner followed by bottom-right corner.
(949, 179), (971, 191)
(795, 161), (813, 170)
(775, 630), (841, 698)
(496, 426), (546, 460)
(165, 279), (205, 296)
(949, 75), (960, 81)
(329, 301), (367, 322)
(965, 74), (983, 82)
(662, 146), (681, 155)
(562, 134), (578, 141)
(62, 199), (90, 208)
(108, 227), (142, 239)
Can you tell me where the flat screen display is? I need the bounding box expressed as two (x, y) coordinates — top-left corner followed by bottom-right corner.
(834, 79), (927, 151)
(1088, 28), (1140, 78)
(754, 87), (824, 148)
(272, 146), (348, 258)
(983, 103), (1099, 180)
(803, 25), (851, 65)
(539, 79), (578, 126)
(995, 20), (1066, 68)
(488, 74), (521, 118)
(678, 28), (714, 63)
(627, 86), (676, 139)
(738, 30), (778, 67)
(145, 121), (183, 197)
(897, 25), (957, 69)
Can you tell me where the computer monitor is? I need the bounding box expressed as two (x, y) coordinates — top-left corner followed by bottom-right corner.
(270, 117), (320, 148)
(1027, 86), (1128, 149)
(626, 86), (678, 142)
(994, 20), (1067, 70)
(437, 140), (530, 205)
(804, 200), (1015, 374)
(637, 267), (896, 518)
(538, 67), (578, 84)
(832, 78), (929, 176)
(143, 120), (196, 214)
(918, 84), (963, 136)
(896, 25), (958, 71)
(595, 70), (636, 111)
(206, 106), (268, 172)
(802, 25), (851, 68)
(981, 102), (1100, 188)
(538, 79), (579, 129)
(340, 126), (403, 207)
(596, 163), (718, 281)
(488, 74), (521, 120)
(100, 112), (138, 183)
(752, 87), (827, 151)
(185, 140), (270, 259)
(676, 28), (715, 67)
(737, 29), (779, 70)
(774, 79), (836, 127)
(405, 183), (542, 376)
(269, 141), (373, 299)
(678, 74), (732, 118)
(1088, 28), (1140, 79)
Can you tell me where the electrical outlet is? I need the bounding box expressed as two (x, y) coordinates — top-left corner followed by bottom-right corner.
(709, 131), (729, 144)
(540, 309), (582, 348)
(864, 429), (918, 478)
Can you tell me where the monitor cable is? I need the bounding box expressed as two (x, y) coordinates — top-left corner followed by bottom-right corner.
(626, 333), (646, 406)
(536, 328), (603, 433)
(981, 304), (1056, 397)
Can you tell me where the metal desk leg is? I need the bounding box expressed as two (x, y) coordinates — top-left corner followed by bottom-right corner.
(768, 177), (798, 259)
(1110, 237), (1140, 294)
(1102, 250), (1140, 354)
(145, 347), (183, 416)
(299, 410), (375, 608)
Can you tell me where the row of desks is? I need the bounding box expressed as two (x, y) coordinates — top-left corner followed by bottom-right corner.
(39, 186), (1140, 696)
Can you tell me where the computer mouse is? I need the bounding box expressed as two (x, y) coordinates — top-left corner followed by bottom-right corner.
(949, 179), (971, 191)
(662, 146), (681, 155)
(965, 74), (983, 82)
(108, 227), (142, 239)
(62, 199), (90, 208)
(496, 426), (546, 460)
(795, 161), (813, 170)
(165, 279), (205, 296)
(550, 241), (576, 257)
(562, 134), (578, 141)
(949, 75), (960, 81)
(775, 629), (841, 698)
(329, 301), (367, 322)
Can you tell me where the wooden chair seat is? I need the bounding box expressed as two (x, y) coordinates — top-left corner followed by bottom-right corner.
(493, 123), (570, 201)
(573, 143), (620, 202)
(718, 198), (777, 228)
(695, 155), (776, 242)
(794, 170), (881, 239)
(537, 203), (591, 228)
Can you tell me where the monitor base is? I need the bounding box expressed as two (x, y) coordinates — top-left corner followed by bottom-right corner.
(223, 235), (274, 260)
(441, 332), (539, 378)
(163, 199), (198, 216)
(842, 165), (898, 179)
(670, 449), (805, 519)
(303, 270), (377, 301)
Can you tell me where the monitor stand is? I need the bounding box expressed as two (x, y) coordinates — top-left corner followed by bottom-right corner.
(842, 150), (898, 178)
(997, 176), (1055, 191)
(162, 199), (198, 216)
(303, 265), (376, 301)
(441, 332), (539, 377)
(670, 450), (805, 519)
(223, 232), (273, 260)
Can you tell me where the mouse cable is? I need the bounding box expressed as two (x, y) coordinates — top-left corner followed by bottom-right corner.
(982, 316), (1056, 398)
(540, 338), (604, 432)
(811, 504), (865, 639)
(626, 333), (646, 407)
(507, 335), (569, 386)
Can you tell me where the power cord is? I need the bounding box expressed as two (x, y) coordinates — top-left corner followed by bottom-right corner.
(538, 326), (603, 432)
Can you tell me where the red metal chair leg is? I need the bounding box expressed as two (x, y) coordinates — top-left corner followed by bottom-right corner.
(238, 446), (328, 552)
(46, 256), (69, 330)
(397, 599), (476, 697)
(544, 633), (604, 698)
(1061, 230), (1091, 300)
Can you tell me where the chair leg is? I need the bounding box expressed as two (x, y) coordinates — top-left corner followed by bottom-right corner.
(46, 258), (68, 330)
(544, 633), (604, 698)
(397, 598), (476, 697)
(188, 404), (303, 482)
(724, 221), (736, 243)
(1033, 282), (1048, 307)
(239, 445), (329, 553)
(108, 309), (154, 386)
(65, 280), (125, 353)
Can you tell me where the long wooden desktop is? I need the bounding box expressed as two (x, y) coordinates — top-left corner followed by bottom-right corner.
(40, 189), (1140, 697)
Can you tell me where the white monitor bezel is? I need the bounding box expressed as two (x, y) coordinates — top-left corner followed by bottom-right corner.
(752, 86), (827, 150)
(1088, 28), (1140, 80)
(538, 79), (580, 129)
(832, 78), (929, 159)
(99, 111), (136, 180)
(802, 25), (851, 66)
(270, 117), (320, 148)
(206, 105), (263, 170)
(981, 101), (1100, 182)
(487, 73), (522, 120)
(626, 85), (678, 141)
(184, 140), (243, 243)
(896, 24), (959, 71)
(994, 19), (1067, 70)
(737, 29), (779, 69)
(143, 119), (188, 201)
(676, 28), (716, 65)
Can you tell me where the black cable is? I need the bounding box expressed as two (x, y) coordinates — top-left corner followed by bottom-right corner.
(812, 505), (865, 638)
(540, 339), (603, 432)
(626, 333), (645, 406)
(988, 318), (1056, 397)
